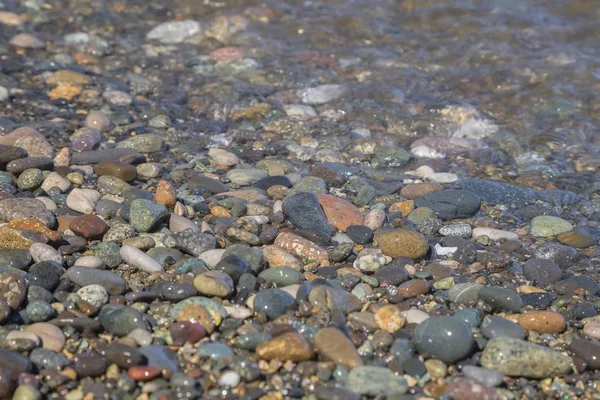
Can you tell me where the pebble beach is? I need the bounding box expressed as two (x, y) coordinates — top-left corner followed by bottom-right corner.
(1, 0), (600, 399)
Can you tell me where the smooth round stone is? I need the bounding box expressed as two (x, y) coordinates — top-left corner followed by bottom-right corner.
(66, 189), (101, 214)
(569, 338), (600, 369)
(373, 265), (409, 286)
(197, 342), (233, 361)
(95, 160), (137, 182)
(74, 256), (105, 269)
(522, 258), (563, 285)
(454, 308), (483, 328)
(29, 243), (61, 264)
(97, 175), (132, 195)
(414, 316), (474, 363)
(193, 271), (234, 298)
(414, 190), (481, 220)
(29, 261), (62, 291)
(169, 213), (200, 233)
(583, 321), (600, 340)
(222, 244), (264, 273)
(120, 245), (163, 273)
(77, 285), (109, 308)
(29, 347), (70, 370)
(259, 267), (303, 286)
(137, 163), (166, 178)
(253, 288), (297, 319)
(256, 332), (313, 362)
(478, 286), (523, 312)
(219, 371), (241, 387)
(152, 281), (196, 302)
(314, 327), (363, 370)
(99, 305), (147, 337)
(128, 328), (153, 347)
(554, 276), (600, 295)
(402, 309), (430, 325)
(66, 267), (126, 295)
(376, 230), (429, 260)
(480, 316), (526, 339)
(24, 323), (65, 352)
(517, 311), (566, 334)
(26, 300), (55, 322)
(170, 321), (206, 346)
(101, 343), (143, 369)
(0, 348), (32, 377)
(530, 216), (573, 237)
(226, 168), (267, 186)
(212, 254), (250, 282)
(17, 168), (44, 190)
(85, 111), (111, 132)
(138, 345), (178, 373)
(345, 366), (407, 397)
(462, 365), (504, 387)
(69, 214), (108, 240)
(73, 354), (109, 378)
(557, 227), (596, 248)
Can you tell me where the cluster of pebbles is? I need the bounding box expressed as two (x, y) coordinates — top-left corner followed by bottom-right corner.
(1, 1), (600, 400)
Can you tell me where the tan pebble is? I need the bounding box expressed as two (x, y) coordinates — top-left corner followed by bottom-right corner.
(400, 182), (442, 200)
(256, 332), (314, 362)
(210, 205), (232, 218)
(153, 179), (177, 208)
(267, 185), (288, 200)
(583, 321), (600, 340)
(314, 327), (363, 370)
(46, 70), (90, 87)
(518, 285), (546, 294)
(49, 85), (82, 101)
(85, 110), (111, 132)
(262, 245), (302, 270)
(364, 208), (385, 231)
(0, 127), (44, 146)
(54, 147), (71, 167)
(9, 33), (45, 49)
(24, 322), (65, 352)
(374, 305), (406, 333)
(0, 11), (25, 26)
(517, 311), (566, 334)
(425, 359), (447, 378)
(176, 304), (215, 333)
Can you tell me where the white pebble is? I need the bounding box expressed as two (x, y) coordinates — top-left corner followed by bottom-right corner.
(198, 249), (226, 268)
(30, 243), (62, 264)
(74, 256), (105, 269)
(429, 172), (458, 183)
(127, 328), (152, 346)
(120, 245), (163, 273)
(35, 197), (58, 210)
(472, 227), (519, 242)
(402, 309), (430, 325)
(41, 172), (72, 193)
(66, 188), (101, 214)
(219, 371), (241, 387)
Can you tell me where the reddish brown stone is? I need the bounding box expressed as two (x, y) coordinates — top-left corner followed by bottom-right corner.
(128, 366), (162, 382)
(316, 194), (363, 232)
(445, 377), (498, 400)
(57, 215), (78, 233)
(170, 321), (207, 346)
(400, 183), (442, 200)
(69, 214), (108, 240)
(397, 279), (431, 299)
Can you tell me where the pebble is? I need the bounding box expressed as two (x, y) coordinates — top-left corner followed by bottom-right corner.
(414, 190), (481, 220)
(478, 286), (523, 312)
(282, 192), (333, 237)
(462, 365), (504, 387)
(481, 337), (572, 378)
(414, 316), (474, 362)
(274, 231), (329, 264)
(253, 288), (297, 319)
(146, 20), (202, 44)
(345, 366), (407, 397)
(480, 316), (527, 339)
(314, 327), (363, 370)
(517, 311), (566, 334)
(472, 227), (519, 241)
(522, 258), (563, 285)
(129, 199), (169, 232)
(66, 267), (126, 295)
(99, 305), (147, 336)
(376, 230), (429, 260)
(530, 215), (573, 237)
(29, 243), (62, 264)
(120, 245), (163, 273)
(24, 323), (65, 352)
(256, 332), (313, 362)
(66, 189), (101, 214)
(445, 377), (499, 400)
(74, 255), (105, 268)
(193, 271), (234, 298)
(316, 194), (363, 232)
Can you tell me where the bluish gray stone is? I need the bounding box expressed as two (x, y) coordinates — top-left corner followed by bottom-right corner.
(414, 316), (474, 363)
